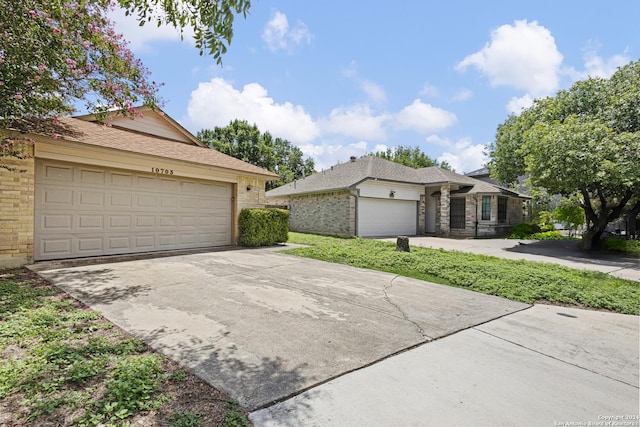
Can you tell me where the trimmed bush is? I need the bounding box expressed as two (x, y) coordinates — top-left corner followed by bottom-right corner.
(602, 237), (640, 257)
(509, 222), (540, 239)
(239, 208), (289, 247)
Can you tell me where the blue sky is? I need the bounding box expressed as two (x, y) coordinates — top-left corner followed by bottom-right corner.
(111, 1), (638, 172)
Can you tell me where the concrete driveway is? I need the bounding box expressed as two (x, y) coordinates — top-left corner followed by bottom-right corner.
(36, 248), (527, 410)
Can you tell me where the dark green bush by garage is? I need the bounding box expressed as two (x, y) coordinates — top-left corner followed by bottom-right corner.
(239, 208), (289, 247)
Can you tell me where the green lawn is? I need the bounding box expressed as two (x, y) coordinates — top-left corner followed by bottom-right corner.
(285, 233), (639, 315)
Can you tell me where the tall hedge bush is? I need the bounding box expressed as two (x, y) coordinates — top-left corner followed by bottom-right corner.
(239, 208), (289, 247)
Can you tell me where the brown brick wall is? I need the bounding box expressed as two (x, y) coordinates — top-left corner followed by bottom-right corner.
(289, 191), (355, 237)
(0, 147), (35, 268)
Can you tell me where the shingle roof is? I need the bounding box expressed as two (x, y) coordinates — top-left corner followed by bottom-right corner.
(46, 117), (279, 179)
(266, 156), (527, 198)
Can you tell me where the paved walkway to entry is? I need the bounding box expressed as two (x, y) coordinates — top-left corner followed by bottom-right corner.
(381, 237), (640, 281)
(36, 248), (527, 410)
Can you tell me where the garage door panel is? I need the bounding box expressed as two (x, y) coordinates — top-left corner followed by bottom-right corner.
(78, 215), (104, 230)
(78, 237), (103, 252)
(109, 193), (133, 208)
(40, 238), (73, 257)
(358, 198), (417, 237)
(42, 188), (73, 206)
(79, 168), (105, 185)
(134, 216), (154, 228)
(43, 164), (74, 182)
(35, 160), (232, 261)
(110, 172), (133, 187)
(134, 236), (155, 248)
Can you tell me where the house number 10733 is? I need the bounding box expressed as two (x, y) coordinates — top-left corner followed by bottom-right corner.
(152, 167), (174, 175)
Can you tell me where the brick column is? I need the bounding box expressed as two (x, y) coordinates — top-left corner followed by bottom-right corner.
(0, 145), (35, 268)
(439, 184), (450, 236)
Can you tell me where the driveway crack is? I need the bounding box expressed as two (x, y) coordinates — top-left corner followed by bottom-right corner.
(383, 275), (432, 340)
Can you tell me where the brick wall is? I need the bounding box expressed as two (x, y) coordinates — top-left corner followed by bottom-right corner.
(289, 191), (355, 237)
(0, 147), (35, 268)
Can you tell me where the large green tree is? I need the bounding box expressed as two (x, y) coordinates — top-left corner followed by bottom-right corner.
(198, 120), (316, 190)
(372, 145), (453, 170)
(488, 60), (640, 249)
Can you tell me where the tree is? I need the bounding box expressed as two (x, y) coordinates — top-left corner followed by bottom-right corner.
(1, 0), (250, 169)
(371, 145), (453, 170)
(488, 60), (640, 249)
(552, 195), (586, 237)
(118, 0), (250, 63)
(197, 120), (316, 190)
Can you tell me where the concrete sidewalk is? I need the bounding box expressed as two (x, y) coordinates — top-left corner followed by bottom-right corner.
(250, 304), (640, 426)
(381, 237), (640, 281)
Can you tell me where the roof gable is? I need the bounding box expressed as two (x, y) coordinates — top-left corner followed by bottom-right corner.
(74, 106), (204, 147)
(31, 116), (278, 179)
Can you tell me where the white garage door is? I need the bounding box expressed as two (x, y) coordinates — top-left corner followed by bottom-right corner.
(357, 197), (417, 237)
(35, 160), (232, 261)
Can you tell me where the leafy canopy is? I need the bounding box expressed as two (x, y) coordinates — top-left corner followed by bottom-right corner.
(118, 0), (250, 63)
(488, 60), (640, 248)
(371, 145), (453, 170)
(0, 0), (159, 126)
(198, 120), (316, 190)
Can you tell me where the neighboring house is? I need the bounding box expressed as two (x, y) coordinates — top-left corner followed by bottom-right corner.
(0, 107), (278, 268)
(266, 156), (529, 238)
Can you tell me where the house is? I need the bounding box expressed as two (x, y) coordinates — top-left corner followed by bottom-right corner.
(266, 156), (529, 238)
(0, 107), (278, 268)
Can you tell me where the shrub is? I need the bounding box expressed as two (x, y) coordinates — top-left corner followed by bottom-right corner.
(602, 237), (640, 257)
(528, 230), (565, 240)
(509, 222), (540, 239)
(239, 208), (289, 247)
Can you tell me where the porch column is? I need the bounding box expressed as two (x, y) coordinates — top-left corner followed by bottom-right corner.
(440, 183), (450, 236)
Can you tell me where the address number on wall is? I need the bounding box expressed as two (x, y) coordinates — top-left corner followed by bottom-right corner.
(151, 167), (174, 175)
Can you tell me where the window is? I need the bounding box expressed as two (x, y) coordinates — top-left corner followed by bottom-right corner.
(498, 197), (508, 222)
(450, 198), (466, 229)
(481, 196), (491, 220)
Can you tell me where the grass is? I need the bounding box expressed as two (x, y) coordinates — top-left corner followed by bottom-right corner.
(0, 268), (251, 426)
(285, 233), (639, 315)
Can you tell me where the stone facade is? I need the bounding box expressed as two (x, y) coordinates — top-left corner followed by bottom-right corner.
(418, 194), (426, 235)
(289, 190), (355, 237)
(435, 193), (525, 238)
(0, 146), (35, 268)
(439, 184), (451, 236)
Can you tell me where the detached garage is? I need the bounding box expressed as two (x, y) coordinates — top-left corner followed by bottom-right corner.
(1, 107), (278, 267)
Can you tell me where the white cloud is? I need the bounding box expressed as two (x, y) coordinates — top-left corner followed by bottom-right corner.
(420, 83), (439, 98)
(452, 88), (473, 102)
(436, 137), (487, 174)
(319, 105), (389, 140)
(456, 20), (563, 97)
(298, 141), (369, 171)
(186, 78), (320, 143)
(564, 48), (631, 80)
(361, 80), (387, 104)
(395, 99), (457, 133)
(110, 6), (193, 51)
(262, 11), (313, 52)
(506, 93), (534, 114)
